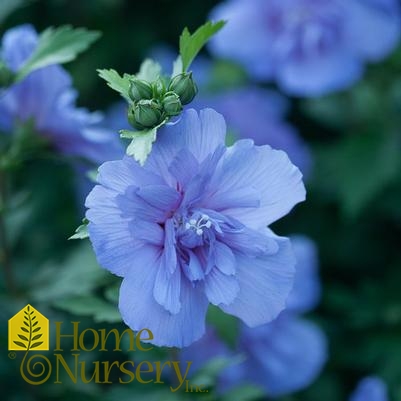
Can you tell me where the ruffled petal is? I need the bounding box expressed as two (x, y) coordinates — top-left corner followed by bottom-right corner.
(86, 185), (133, 277)
(153, 257), (181, 314)
(119, 251), (209, 347)
(211, 140), (305, 229)
(220, 236), (295, 326)
(204, 267), (240, 306)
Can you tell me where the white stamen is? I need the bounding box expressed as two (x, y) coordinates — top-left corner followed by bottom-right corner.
(205, 221), (212, 228)
(185, 222), (191, 229)
(196, 228), (203, 236)
(189, 219), (197, 225)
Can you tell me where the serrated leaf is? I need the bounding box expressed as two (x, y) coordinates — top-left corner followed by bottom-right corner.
(123, 126), (159, 165)
(32, 334), (42, 341)
(13, 341), (27, 349)
(136, 59), (162, 82)
(69, 221), (89, 240)
(179, 20), (226, 71)
(97, 68), (132, 101)
(16, 25), (101, 82)
(18, 334), (28, 342)
(30, 342), (43, 349)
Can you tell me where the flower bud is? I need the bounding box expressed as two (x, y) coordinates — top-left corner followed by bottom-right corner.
(162, 91), (182, 116)
(127, 105), (144, 130)
(129, 78), (153, 102)
(152, 78), (166, 98)
(168, 72), (198, 105)
(133, 99), (163, 128)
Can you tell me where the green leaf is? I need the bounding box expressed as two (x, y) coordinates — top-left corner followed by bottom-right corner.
(191, 355), (244, 388)
(69, 219), (89, 240)
(54, 296), (121, 323)
(0, 0), (25, 25)
(136, 59), (162, 82)
(97, 68), (132, 101)
(221, 385), (264, 401)
(29, 242), (109, 302)
(179, 20), (226, 72)
(122, 126), (159, 165)
(315, 131), (401, 217)
(207, 305), (239, 348)
(16, 25), (101, 82)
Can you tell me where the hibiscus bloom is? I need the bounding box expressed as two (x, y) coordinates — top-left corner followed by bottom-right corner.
(85, 108), (305, 347)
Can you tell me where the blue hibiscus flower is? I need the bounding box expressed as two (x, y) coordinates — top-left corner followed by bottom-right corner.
(209, 0), (401, 96)
(85, 108), (305, 347)
(0, 24), (123, 164)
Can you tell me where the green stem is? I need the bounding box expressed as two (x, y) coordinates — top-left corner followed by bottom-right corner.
(0, 170), (16, 295)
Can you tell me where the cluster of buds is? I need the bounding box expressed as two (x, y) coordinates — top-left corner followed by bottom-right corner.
(127, 72), (198, 130)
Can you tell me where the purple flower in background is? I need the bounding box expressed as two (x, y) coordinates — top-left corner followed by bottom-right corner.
(0, 24), (123, 164)
(180, 235), (327, 396)
(286, 235), (320, 312)
(193, 87), (312, 175)
(350, 377), (388, 401)
(209, 0), (401, 96)
(86, 108), (305, 347)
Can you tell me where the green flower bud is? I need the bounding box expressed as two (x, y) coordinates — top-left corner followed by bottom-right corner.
(152, 78), (166, 98)
(0, 61), (14, 88)
(162, 91), (182, 116)
(168, 72), (198, 105)
(127, 105), (144, 130)
(133, 99), (163, 128)
(129, 78), (153, 102)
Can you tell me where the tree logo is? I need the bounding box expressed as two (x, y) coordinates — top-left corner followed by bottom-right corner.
(8, 304), (49, 351)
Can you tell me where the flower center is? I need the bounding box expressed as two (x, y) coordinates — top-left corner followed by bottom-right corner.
(185, 213), (212, 236)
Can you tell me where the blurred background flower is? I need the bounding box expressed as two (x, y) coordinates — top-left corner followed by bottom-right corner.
(209, 0), (401, 96)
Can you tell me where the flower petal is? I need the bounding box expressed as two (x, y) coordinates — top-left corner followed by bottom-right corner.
(221, 236), (295, 326)
(119, 250), (209, 347)
(286, 235), (321, 313)
(213, 140), (305, 229)
(86, 185), (133, 277)
(239, 315), (328, 396)
(204, 267), (240, 306)
(214, 241), (236, 275)
(153, 257), (181, 314)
